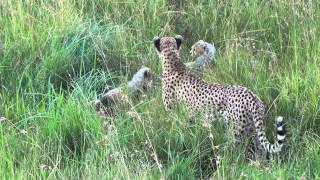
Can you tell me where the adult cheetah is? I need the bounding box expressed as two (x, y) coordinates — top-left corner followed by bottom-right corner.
(153, 35), (285, 155)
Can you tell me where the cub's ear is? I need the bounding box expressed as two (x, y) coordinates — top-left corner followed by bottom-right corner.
(153, 36), (161, 52)
(143, 70), (150, 78)
(175, 35), (183, 49)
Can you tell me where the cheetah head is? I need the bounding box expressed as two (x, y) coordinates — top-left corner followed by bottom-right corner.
(140, 66), (154, 82)
(138, 66), (154, 93)
(153, 35), (183, 53)
(189, 40), (207, 57)
(127, 65), (154, 95)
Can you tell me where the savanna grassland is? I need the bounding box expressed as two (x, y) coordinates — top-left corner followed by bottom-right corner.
(0, 0), (319, 179)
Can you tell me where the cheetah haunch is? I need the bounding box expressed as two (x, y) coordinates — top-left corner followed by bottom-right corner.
(153, 35), (285, 155)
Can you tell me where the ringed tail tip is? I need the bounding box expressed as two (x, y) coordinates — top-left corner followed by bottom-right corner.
(276, 116), (283, 123)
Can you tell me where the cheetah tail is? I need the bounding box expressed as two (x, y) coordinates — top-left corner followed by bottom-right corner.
(261, 116), (286, 153)
(275, 116), (286, 151)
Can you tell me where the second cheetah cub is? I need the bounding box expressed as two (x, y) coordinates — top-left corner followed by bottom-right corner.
(186, 40), (216, 69)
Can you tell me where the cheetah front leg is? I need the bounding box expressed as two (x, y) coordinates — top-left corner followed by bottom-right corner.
(162, 86), (177, 111)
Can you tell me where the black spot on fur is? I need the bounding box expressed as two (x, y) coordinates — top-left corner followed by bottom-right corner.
(277, 129), (285, 136)
(278, 139), (285, 144)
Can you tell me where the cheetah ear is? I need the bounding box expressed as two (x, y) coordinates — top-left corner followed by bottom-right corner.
(175, 35), (183, 50)
(174, 35), (183, 49)
(153, 36), (161, 52)
(143, 70), (150, 78)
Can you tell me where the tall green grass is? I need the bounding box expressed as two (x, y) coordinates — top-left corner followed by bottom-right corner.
(0, 0), (319, 179)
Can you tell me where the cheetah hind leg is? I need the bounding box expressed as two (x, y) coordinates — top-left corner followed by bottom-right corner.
(243, 124), (265, 161)
(250, 125), (271, 161)
(253, 133), (265, 161)
(233, 124), (261, 161)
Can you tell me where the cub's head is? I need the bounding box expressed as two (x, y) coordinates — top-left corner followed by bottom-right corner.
(190, 40), (207, 57)
(140, 66), (154, 82)
(141, 67), (154, 93)
(131, 66), (154, 85)
(153, 35), (183, 53)
(128, 66), (154, 95)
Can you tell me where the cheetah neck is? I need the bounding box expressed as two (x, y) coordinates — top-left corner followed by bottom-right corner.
(160, 48), (187, 75)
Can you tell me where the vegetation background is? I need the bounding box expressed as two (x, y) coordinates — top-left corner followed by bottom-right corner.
(0, 0), (319, 179)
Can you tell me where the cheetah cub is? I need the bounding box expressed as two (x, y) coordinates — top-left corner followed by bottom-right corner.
(186, 40), (216, 69)
(93, 66), (154, 115)
(153, 35), (285, 155)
